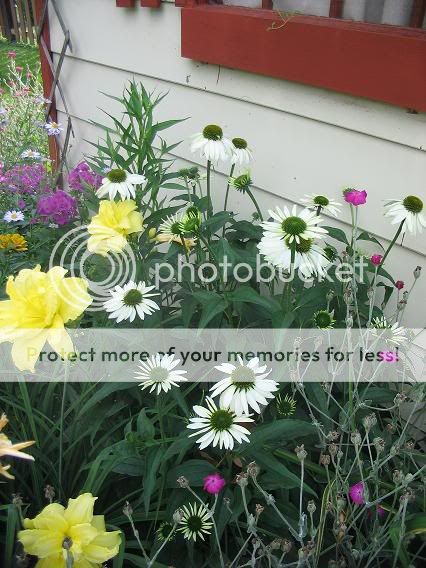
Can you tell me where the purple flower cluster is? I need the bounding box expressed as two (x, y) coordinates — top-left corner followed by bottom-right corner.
(0, 164), (47, 194)
(36, 190), (77, 225)
(68, 162), (102, 192)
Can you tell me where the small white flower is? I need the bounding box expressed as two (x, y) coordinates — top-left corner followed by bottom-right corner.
(372, 317), (407, 346)
(136, 353), (187, 394)
(104, 281), (159, 323)
(0, 107), (7, 116)
(21, 149), (41, 160)
(258, 205), (329, 277)
(3, 210), (24, 223)
(300, 194), (341, 217)
(177, 503), (213, 542)
(96, 169), (146, 201)
(44, 121), (63, 136)
(384, 196), (426, 235)
(157, 213), (196, 249)
(191, 124), (232, 163)
(210, 356), (278, 415)
(187, 396), (253, 450)
(230, 137), (252, 167)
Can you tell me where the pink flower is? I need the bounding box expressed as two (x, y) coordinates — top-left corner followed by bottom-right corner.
(395, 280), (404, 290)
(203, 473), (226, 495)
(344, 189), (367, 206)
(7, 51), (17, 59)
(349, 481), (365, 505)
(367, 505), (386, 519)
(371, 254), (383, 266)
(16, 66), (23, 72)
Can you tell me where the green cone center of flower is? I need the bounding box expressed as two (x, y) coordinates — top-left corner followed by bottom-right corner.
(313, 195), (329, 207)
(286, 237), (312, 253)
(233, 174), (251, 192)
(158, 522), (174, 540)
(107, 169), (127, 183)
(231, 366), (256, 390)
(149, 367), (169, 382)
(314, 311), (333, 329)
(171, 222), (183, 236)
(203, 124), (223, 141)
(282, 216), (307, 236)
(232, 137), (248, 149)
(210, 409), (234, 431)
(123, 289), (143, 306)
(403, 195), (423, 214)
(276, 394), (296, 417)
(186, 515), (203, 533)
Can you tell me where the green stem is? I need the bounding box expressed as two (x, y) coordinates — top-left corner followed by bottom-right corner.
(379, 221), (405, 268)
(246, 188), (263, 221)
(223, 164), (235, 213)
(206, 160), (212, 218)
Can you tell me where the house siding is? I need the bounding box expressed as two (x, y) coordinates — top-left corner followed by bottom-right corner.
(49, 0), (426, 325)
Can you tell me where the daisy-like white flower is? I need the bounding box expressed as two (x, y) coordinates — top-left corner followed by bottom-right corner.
(210, 356), (278, 415)
(104, 281), (159, 323)
(136, 353), (187, 394)
(187, 396), (253, 450)
(3, 210), (24, 223)
(300, 194), (341, 217)
(177, 503), (213, 542)
(384, 195), (426, 235)
(371, 316), (407, 346)
(190, 124), (232, 163)
(96, 168), (146, 201)
(230, 137), (252, 167)
(21, 149), (41, 160)
(229, 172), (252, 194)
(44, 121), (63, 136)
(258, 205), (329, 277)
(157, 212), (197, 250)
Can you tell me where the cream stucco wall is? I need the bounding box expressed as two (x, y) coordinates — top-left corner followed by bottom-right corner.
(48, 0), (426, 326)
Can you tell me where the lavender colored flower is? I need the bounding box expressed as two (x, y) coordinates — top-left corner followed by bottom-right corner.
(0, 164), (47, 194)
(68, 162), (102, 192)
(37, 190), (77, 225)
(44, 121), (63, 136)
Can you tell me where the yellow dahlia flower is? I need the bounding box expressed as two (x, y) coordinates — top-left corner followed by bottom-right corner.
(0, 265), (92, 372)
(0, 233), (28, 252)
(87, 199), (144, 256)
(0, 413), (35, 479)
(18, 493), (121, 567)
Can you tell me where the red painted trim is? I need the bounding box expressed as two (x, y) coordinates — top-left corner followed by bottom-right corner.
(329, 0), (343, 18)
(116, 0), (136, 7)
(175, 0), (186, 6)
(35, 0), (60, 167)
(410, 0), (426, 28)
(140, 0), (161, 7)
(181, 6), (426, 111)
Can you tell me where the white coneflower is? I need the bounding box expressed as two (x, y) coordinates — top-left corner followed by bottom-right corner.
(190, 124), (232, 162)
(177, 503), (213, 542)
(384, 196), (425, 235)
(96, 168), (146, 201)
(210, 356), (278, 415)
(103, 281), (159, 323)
(21, 149), (41, 160)
(371, 316), (407, 346)
(157, 213), (196, 250)
(230, 137), (252, 167)
(3, 210), (24, 223)
(261, 205), (327, 245)
(187, 396), (253, 450)
(313, 310), (336, 330)
(300, 194), (341, 217)
(136, 353), (187, 394)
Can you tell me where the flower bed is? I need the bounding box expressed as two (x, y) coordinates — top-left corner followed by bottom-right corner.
(0, 54), (425, 568)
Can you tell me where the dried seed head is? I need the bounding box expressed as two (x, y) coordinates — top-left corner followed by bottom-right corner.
(12, 493), (23, 507)
(326, 431), (340, 441)
(328, 443), (338, 457)
(394, 392), (407, 406)
(123, 501), (133, 518)
(255, 503), (264, 516)
(414, 265), (422, 279)
(235, 473), (249, 488)
(247, 461), (260, 479)
(351, 431), (362, 446)
(373, 437), (385, 453)
(393, 469), (403, 484)
(44, 485), (55, 503)
(176, 476), (190, 489)
(295, 444), (307, 461)
(307, 500), (316, 514)
(320, 454), (331, 466)
(404, 440), (415, 451)
(265, 493), (276, 506)
(172, 508), (184, 524)
(270, 538), (282, 550)
(363, 413), (377, 431)
(282, 538), (292, 553)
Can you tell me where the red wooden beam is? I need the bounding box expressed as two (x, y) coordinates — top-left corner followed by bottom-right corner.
(329, 0), (343, 18)
(34, 0), (60, 167)
(181, 6), (426, 112)
(116, 0), (136, 6)
(410, 0), (426, 27)
(140, 0), (161, 7)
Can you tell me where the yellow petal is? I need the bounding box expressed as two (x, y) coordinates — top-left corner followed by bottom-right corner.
(47, 323), (74, 361)
(82, 541), (120, 564)
(10, 329), (49, 372)
(36, 554), (68, 568)
(69, 523), (99, 546)
(91, 515), (105, 532)
(31, 503), (67, 531)
(57, 278), (92, 323)
(64, 494), (97, 526)
(19, 529), (63, 558)
(89, 529), (121, 550)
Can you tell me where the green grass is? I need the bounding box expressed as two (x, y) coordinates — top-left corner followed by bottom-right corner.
(0, 37), (40, 81)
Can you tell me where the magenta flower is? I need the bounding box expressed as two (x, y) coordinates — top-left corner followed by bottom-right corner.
(349, 481), (365, 505)
(203, 473), (226, 495)
(37, 190), (77, 225)
(16, 66), (23, 73)
(68, 162), (102, 192)
(7, 51), (17, 59)
(395, 280), (404, 290)
(370, 254), (383, 266)
(344, 189), (367, 206)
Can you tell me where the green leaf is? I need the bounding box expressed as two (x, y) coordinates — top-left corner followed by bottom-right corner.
(143, 447), (165, 513)
(166, 459), (216, 487)
(137, 409), (155, 440)
(248, 419), (316, 448)
(406, 513), (426, 536)
(357, 231), (384, 250)
(228, 286), (280, 314)
(323, 226), (349, 245)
